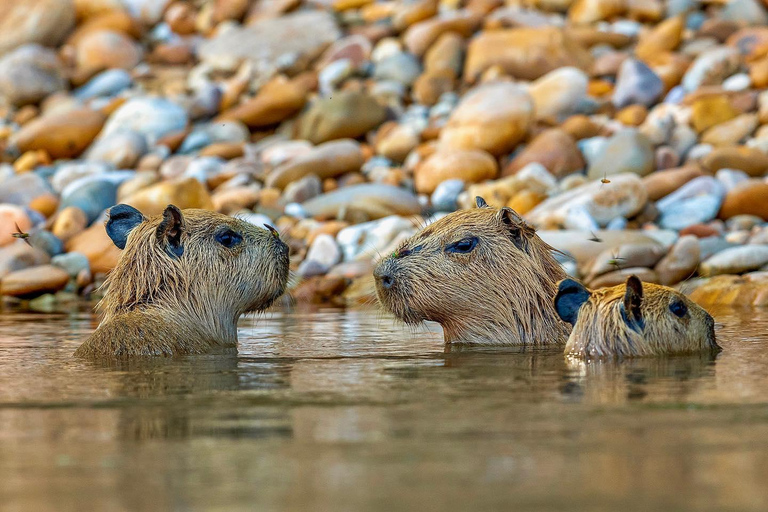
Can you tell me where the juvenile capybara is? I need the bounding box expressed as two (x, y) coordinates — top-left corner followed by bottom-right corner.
(554, 275), (720, 358)
(374, 197), (570, 345)
(74, 204), (289, 358)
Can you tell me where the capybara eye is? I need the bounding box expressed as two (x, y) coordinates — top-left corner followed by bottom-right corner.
(216, 229), (243, 248)
(446, 237), (478, 254)
(669, 300), (688, 318)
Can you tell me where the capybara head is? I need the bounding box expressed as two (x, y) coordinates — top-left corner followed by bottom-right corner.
(373, 197), (570, 345)
(554, 275), (720, 358)
(102, 204), (289, 318)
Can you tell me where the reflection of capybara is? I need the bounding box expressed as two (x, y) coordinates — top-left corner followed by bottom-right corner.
(374, 197), (570, 345)
(554, 275), (720, 358)
(74, 204), (289, 358)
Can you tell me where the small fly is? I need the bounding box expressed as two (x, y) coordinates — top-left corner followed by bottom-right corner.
(600, 173), (611, 185)
(11, 223), (31, 245)
(588, 231), (603, 243)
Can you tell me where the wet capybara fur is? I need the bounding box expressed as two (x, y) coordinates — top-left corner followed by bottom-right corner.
(374, 197), (570, 345)
(74, 204), (289, 358)
(555, 275), (720, 359)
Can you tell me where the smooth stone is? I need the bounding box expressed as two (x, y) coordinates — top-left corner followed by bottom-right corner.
(302, 184), (421, 221)
(642, 166), (704, 201)
(563, 205), (599, 232)
(51, 252), (90, 278)
(0, 241), (50, 278)
(0, 173), (52, 207)
(464, 27), (592, 82)
(297, 234), (342, 277)
(0, 205), (32, 247)
(528, 67), (589, 122)
(689, 272), (768, 307)
(374, 52), (422, 86)
(283, 174), (322, 204)
(0, 0), (76, 55)
(439, 81), (534, 156)
(654, 235), (700, 285)
(720, 0), (768, 26)
(682, 47), (740, 92)
(183, 156), (226, 183)
(101, 97), (188, 144)
(296, 92), (388, 144)
(586, 243), (667, 280)
(0, 44), (66, 106)
(28, 231), (63, 257)
(75, 29), (143, 79)
(719, 180), (768, 220)
(527, 173), (648, 228)
(85, 130), (148, 169)
(73, 69), (132, 100)
(51, 161), (113, 194)
(199, 10), (340, 73)
(64, 223), (121, 274)
(587, 129), (655, 179)
(612, 58), (664, 108)
(699, 146), (768, 176)
(336, 215), (417, 262)
(504, 128), (585, 178)
(415, 149), (498, 194)
(59, 179), (118, 224)
(51, 206), (88, 242)
(700, 245), (768, 276)
(726, 215), (764, 231)
(0, 264), (70, 298)
(700, 114), (758, 147)
(403, 10), (481, 57)
(217, 76), (307, 128)
(375, 123), (421, 163)
(589, 267), (659, 289)
(691, 95), (739, 133)
(123, 177), (214, 216)
(266, 140), (364, 189)
(539, 229), (669, 267)
(10, 107), (107, 159)
(431, 179), (464, 212)
(657, 176), (726, 230)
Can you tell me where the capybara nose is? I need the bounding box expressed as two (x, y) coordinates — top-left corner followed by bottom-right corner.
(374, 267), (394, 289)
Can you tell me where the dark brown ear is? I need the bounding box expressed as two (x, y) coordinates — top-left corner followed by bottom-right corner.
(475, 196), (489, 208)
(497, 207), (527, 250)
(623, 275), (644, 326)
(156, 205), (185, 258)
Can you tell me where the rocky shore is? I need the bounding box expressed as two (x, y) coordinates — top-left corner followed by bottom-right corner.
(1, 0), (768, 309)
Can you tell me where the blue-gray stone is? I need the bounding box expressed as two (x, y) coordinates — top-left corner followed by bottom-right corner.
(74, 69), (132, 100)
(51, 252), (90, 278)
(431, 179), (464, 212)
(59, 180), (119, 224)
(29, 231), (64, 257)
(373, 52), (422, 87)
(612, 58), (664, 108)
(657, 176), (725, 230)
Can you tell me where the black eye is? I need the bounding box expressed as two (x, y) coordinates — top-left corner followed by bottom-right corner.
(670, 300), (687, 318)
(216, 230), (242, 248)
(446, 237), (478, 254)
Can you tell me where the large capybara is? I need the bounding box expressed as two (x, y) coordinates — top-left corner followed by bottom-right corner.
(554, 275), (720, 358)
(374, 197), (570, 345)
(74, 204), (289, 358)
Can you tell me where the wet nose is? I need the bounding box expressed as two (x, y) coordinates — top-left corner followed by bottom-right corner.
(374, 266), (394, 289)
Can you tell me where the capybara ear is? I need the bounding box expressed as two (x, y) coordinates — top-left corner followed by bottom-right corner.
(554, 278), (591, 325)
(106, 204), (145, 250)
(156, 205), (185, 258)
(497, 207), (528, 250)
(623, 275), (644, 328)
(475, 196), (489, 208)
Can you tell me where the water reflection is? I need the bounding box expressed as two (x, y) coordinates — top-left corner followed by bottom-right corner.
(0, 305), (766, 510)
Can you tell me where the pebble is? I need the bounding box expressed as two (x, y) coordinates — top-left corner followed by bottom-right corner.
(612, 58), (664, 108)
(266, 139), (365, 189)
(654, 235), (700, 285)
(0, 173), (52, 207)
(51, 207), (88, 242)
(416, 149), (498, 194)
(719, 180), (768, 220)
(586, 243), (666, 280)
(73, 69), (133, 100)
(283, 175), (322, 204)
(587, 129), (655, 179)
(439, 82), (533, 156)
(100, 97), (188, 144)
(528, 67), (589, 122)
(296, 91), (388, 144)
(337, 215), (416, 261)
(85, 130), (148, 169)
(297, 234), (342, 277)
(0, 264), (70, 299)
(374, 52), (422, 86)
(682, 47), (740, 92)
(588, 267), (659, 289)
(10, 107), (107, 159)
(0, 0), (75, 55)
(700, 245), (768, 276)
(0, 44), (66, 106)
(431, 179), (465, 212)
(123, 177), (214, 216)
(302, 184), (421, 221)
(0, 205), (32, 247)
(504, 128), (585, 178)
(59, 179), (119, 224)
(657, 176), (726, 230)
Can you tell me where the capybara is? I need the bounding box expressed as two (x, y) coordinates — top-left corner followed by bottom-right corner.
(554, 275), (720, 358)
(74, 204), (289, 358)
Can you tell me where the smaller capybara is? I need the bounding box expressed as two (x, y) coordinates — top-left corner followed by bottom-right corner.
(374, 197), (570, 345)
(74, 204), (289, 358)
(554, 275), (720, 358)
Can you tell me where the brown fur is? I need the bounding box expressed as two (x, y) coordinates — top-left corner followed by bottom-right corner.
(374, 199), (570, 345)
(558, 277), (719, 359)
(74, 208), (289, 358)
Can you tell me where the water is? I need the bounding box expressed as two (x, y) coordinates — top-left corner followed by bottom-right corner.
(1, 304), (767, 511)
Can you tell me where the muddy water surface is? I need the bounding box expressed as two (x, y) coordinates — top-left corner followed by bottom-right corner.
(1, 305), (767, 511)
